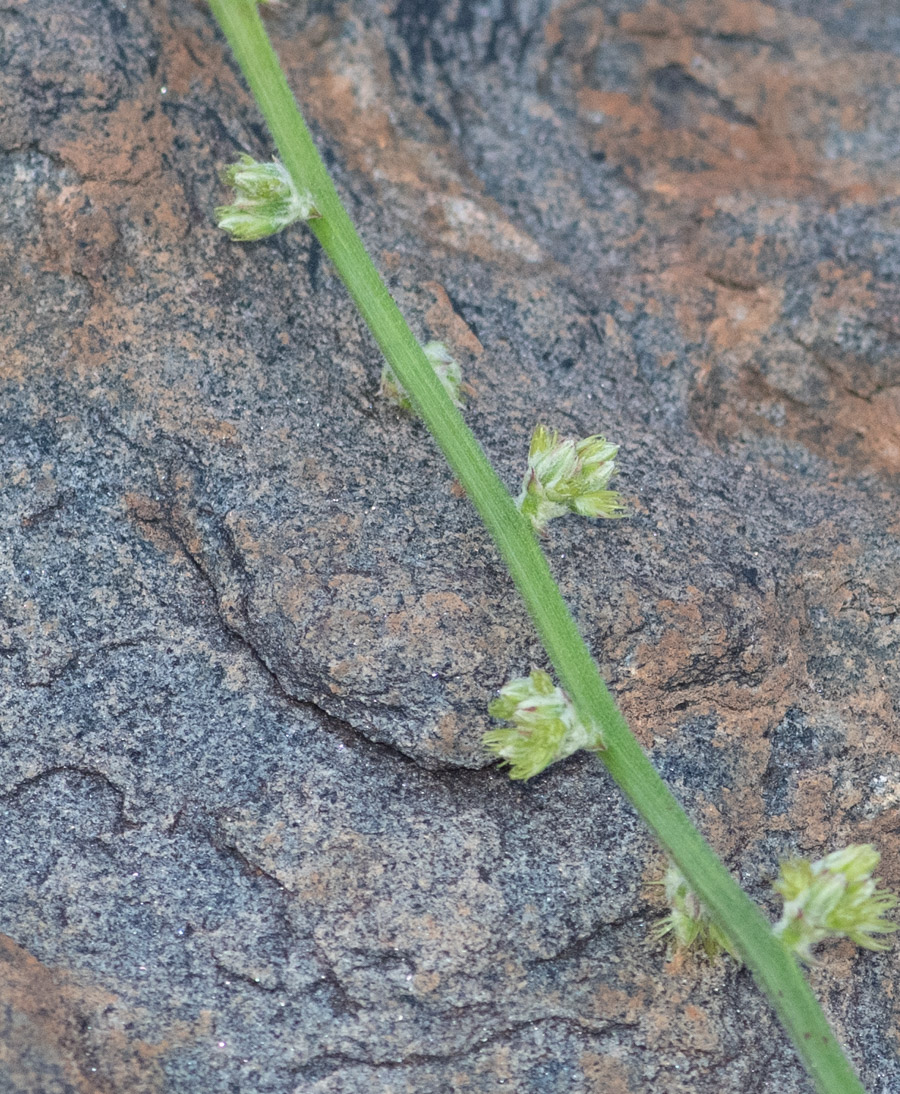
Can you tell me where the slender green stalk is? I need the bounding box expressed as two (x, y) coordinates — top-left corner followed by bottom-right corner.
(206, 2), (866, 1090)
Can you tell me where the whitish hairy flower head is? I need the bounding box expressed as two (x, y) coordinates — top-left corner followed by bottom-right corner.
(216, 155), (319, 241)
(380, 341), (465, 412)
(483, 669), (603, 780)
(654, 864), (738, 960)
(517, 425), (625, 532)
(773, 844), (898, 963)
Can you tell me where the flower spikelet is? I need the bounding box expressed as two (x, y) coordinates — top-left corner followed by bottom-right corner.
(654, 864), (739, 960)
(773, 844), (898, 963)
(380, 341), (465, 412)
(517, 425), (625, 531)
(483, 669), (603, 781)
(216, 154), (319, 241)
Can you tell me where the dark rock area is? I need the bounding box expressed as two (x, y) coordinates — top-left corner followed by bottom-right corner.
(1, 0), (897, 1090)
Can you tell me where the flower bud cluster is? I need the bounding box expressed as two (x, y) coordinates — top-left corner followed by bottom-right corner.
(654, 864), (738, 960)
(517, 425), (625, 532)
(380, 341), (464, 412)
(483, 669), (604, 781)
(216, 155), (319, 241)
(656, 844), (897, 964)
(773, 844), (898, 963)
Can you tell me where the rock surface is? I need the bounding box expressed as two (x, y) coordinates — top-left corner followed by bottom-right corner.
(1, 0), (898, 1090)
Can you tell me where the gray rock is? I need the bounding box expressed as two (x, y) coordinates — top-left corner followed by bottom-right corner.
(0, 0), (897, 1090)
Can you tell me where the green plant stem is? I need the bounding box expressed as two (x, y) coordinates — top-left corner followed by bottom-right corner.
(206, 2), (866, 1090)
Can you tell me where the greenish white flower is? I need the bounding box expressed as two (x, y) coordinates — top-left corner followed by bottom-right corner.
(379, 341), (464, 412)
(216, 154), (319, 241)
(483, 669), (603, 781)
(773, 844), (898, 963)
(654, 863), (738, 960)
(517, 425), (625, 532)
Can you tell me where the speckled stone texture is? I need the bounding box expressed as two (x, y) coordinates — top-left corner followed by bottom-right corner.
(0, 0), (898, 1091)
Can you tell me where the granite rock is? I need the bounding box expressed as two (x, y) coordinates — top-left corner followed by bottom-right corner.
(0, 0), (898, 1090)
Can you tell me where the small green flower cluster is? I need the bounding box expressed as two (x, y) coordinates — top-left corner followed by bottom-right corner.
(483, 669), (604, 781)
(216, 154), (319, 241)
(215, 162), (625, 537)
(480, 429), (624, 778)
(773, 844), (898, 963)
(214, 156), (625, 785)
(654, 864), (739, 960)
(517, 425), (625, 532)
(379, 341), (464, 411)
(657, 845), (897, 963)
